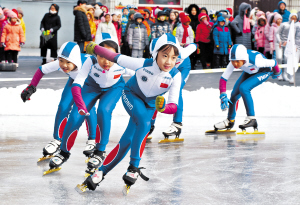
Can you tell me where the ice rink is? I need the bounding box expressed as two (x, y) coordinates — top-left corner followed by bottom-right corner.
(1, 114), (300, 204)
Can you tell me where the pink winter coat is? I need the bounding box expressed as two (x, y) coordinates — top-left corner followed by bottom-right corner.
(264, 13), (273, 52)
(255, 16), (267, 48)
(1, 19), (25, 51)
(269, 22), (279, 51)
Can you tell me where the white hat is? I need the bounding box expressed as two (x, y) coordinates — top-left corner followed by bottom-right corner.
(229, 44), (248, 61)
(57, 42), (81, 69)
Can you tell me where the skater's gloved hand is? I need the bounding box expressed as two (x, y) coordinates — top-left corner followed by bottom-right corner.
(220, 93), (232, 111)
(155, 96), (166, 112)
(86, 41), (97, 55)
(21, 84), (37, 102)
(79, 109), (90, 116)
(271, 69), (282, 79)
(129, 44), (133, 49)
(216, 45), (220, 50)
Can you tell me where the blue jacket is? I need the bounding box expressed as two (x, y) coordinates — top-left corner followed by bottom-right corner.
(213, 17), (232, 55)
(274, 1), (290, 23)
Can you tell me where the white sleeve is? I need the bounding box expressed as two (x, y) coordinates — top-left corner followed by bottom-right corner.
(255, 54), (276, 68)
(124, 68), (135, 76)
(221, 62), (235, 80)
(117, 55), (147, 71)
(95, 24), (102, 45)
(179, 43), (197, 60)
(73, 57), (93, 88)
(40, 60), (60, 74)
(167, 72), (181, 105)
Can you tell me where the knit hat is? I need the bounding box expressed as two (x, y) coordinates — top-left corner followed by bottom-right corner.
(129, 10), (136, 17)
(6, 10), (17, 18)
(256, 10), (265, 18)
(0, 8), (5, 21)
(179, 12), (190, 23)
(12, 9), (18, 17)
(134, 12), (144, 21)
(16, 7), (23, 17)
(157, 10), (166, 18)
(94, 8), (103, 18)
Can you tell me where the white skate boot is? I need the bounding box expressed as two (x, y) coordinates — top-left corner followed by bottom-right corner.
(43, 139), (61, 156)
(85, 150), (106, 177)
(214, 119), (235, 130)
(162, 122), (182, 138)
(83, 140), (96, 157)
(76, 170), (104, 192)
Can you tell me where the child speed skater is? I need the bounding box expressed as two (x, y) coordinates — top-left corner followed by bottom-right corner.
(78, 33), (184, 192)
(21, 42), (97, 161)
(46, 33), (135, 174)
(214, 44), (281, 131)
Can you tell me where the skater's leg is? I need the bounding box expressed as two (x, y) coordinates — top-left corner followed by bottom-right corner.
(60, 86), (99, 153)
(239, 71), (271, 117)
(227, 72), (250, 120)
(95, 86), (123, 151)
(85, 106), (97, 140)
(53, 78), (74, 140)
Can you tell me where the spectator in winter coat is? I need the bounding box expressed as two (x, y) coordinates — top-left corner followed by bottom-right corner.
(213, 16), (232, 68)
(95, 13), (117, 44)
(143, 7), (155, 26)
(255, 15), (267, 54)
(121, 7), (129, 40)
(276, 13), (297, 81)
(230, 2), (252, 49)
(169, 10), (180, 32)
(269, 13), (282, 58)
(0, 7), (8, 62)
(252, 11), (265, 38)
(100, 5), (109, 22)
(187, 4), (200, 33)
(195, 13), (213, 69)
(227, 8), (234, 22)
(128, 12), (149, 58)
(40, 3), (61, 64)
(274, 1), (290, 23)
(294, 20), (300, 84)
(85, 5), (95, 16)
(151, 11), (171, 40)
(125, 10), (136, 42)
(83, 11), (96, 51)
(175, 12), (194, 45)
(1, 10), (25, 67)
(94, 8), (103, 29)
(16, 7), (26, 42)
(264, 12), (273, 59)
(112, 13), (122, 45)
(74, 0), (92, 53)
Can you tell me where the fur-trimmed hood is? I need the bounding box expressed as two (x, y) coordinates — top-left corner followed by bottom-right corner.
(7, 18), (21, 25)
(73, 6), (87, 15)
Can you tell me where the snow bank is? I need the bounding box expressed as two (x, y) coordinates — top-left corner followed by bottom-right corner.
(1, 82), (299, 117)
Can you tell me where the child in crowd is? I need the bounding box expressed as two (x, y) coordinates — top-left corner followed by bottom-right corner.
(128, 12), (149, 58)
(16, 7), (26, 42)
(255, 15), (267, 54)
(1, 9), (25, 67)
(195, 13), (213, 69)
(175, 12), (194, 45)
(269, 13), (282, 60)
(112, 12), (122, 45)
(0, 7), (8, 63)
(96, 13), (117, 44)
(151, 10), (171, 40)
(93, 8), (103, 29)
(213, 16), (232, 68)
(84, 11), (96, 51)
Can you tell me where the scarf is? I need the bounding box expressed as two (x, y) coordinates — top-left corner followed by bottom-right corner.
(182, 23), (189, 43)
(243, 15), (251, 33)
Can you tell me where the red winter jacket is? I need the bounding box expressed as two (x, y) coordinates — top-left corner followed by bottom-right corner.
(195, 13), (213, 43)
(112, 21), (122, 45)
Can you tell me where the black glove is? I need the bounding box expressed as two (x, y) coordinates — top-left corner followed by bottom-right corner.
(21, 84), (36, 102)
(216, 45), (220, 50)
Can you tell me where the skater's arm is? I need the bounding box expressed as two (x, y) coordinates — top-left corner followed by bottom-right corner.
(161, 103), (177, 114)
(254, 54), (277, 70)
(165, 72), (181, 114)
(31, 60), (61, 86)
(71, 86), (88, 115)
(219, 63), (234, 93)
(179, 43), (197, 60)
(30, 69), (44, 87)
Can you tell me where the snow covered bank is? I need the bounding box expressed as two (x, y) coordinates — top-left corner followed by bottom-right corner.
(1, 82), (299, 117)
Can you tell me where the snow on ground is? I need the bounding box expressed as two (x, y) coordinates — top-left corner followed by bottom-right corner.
(1, 82), (299, 117)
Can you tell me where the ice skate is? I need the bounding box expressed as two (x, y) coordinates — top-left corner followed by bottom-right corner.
(85, 150), (106, 178)
(159, 122), (184, 143)
(237, 117), (265, 135)
(43, 150), (70, 175)
(83, 139), (96, 159)
(75, 170), (104, 193)
(122, 164), (149, 195)
(38, 139), (61, 162)
(206, 119), (236, 135)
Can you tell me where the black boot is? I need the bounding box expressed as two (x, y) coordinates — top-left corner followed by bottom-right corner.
(239, 117), (258, 131)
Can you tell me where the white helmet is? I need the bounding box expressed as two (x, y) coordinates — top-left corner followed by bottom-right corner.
(57, 42), (81, 69)
(96, 32), (120, 52)
(229, 44), (248, 61)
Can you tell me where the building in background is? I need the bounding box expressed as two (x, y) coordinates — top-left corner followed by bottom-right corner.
(1, 0), (299, 48)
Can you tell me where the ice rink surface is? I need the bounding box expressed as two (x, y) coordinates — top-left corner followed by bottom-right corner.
(1, 115), (300, 205)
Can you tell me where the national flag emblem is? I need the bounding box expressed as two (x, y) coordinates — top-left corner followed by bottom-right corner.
(160, 83), (168, 88)
(114, 74), (121, 79)
(250, 68), (255, 71)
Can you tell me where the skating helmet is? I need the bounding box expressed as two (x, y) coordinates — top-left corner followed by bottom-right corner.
(151, 33), (181, 60)
(229, 44), (248, 61)
(57, 41), (81, 69)
(96, 32), (120, 53)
